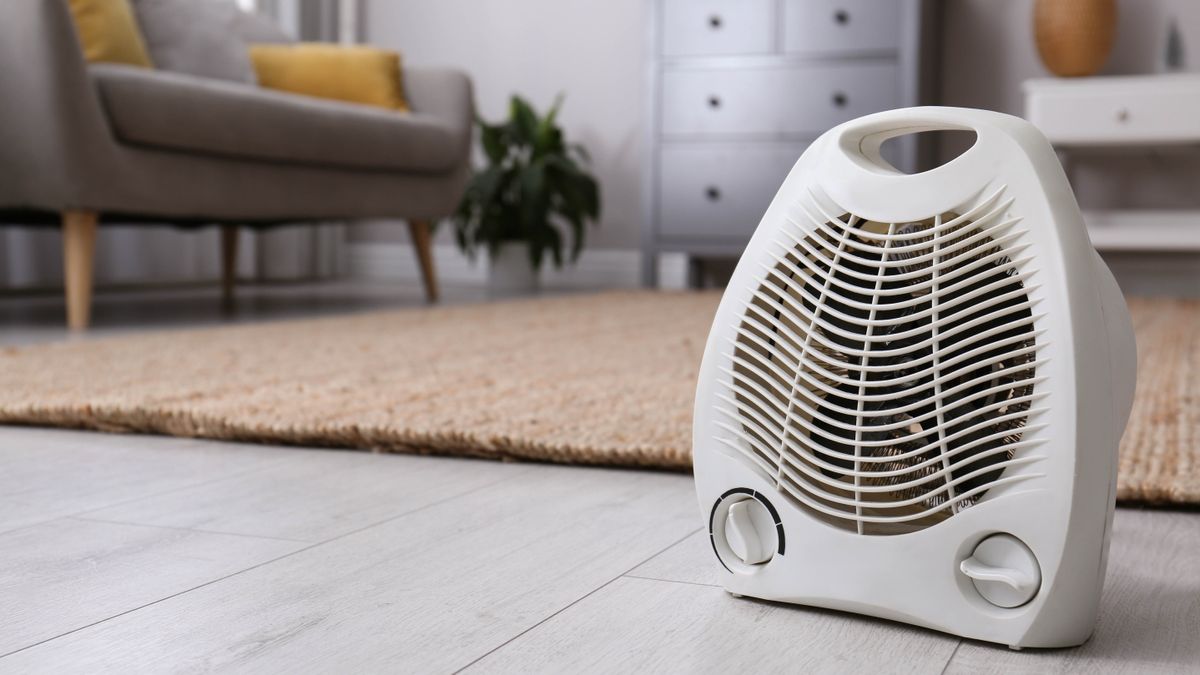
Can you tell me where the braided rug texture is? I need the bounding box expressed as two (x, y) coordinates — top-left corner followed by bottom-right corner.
(0, 292), (1193, 504)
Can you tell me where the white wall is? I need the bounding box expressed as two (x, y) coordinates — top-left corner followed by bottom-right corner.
(941, 0), (1200, 295)
(940, 0), (1200, 210)
(940, 0), (1199, 118)
(357, 0), (1200, 294)
(357, 0), (647, 250)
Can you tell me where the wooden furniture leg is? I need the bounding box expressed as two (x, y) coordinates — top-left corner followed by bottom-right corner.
(408, 220), (439, 302)
(221, 225), (238, 310)
(62, 210), (98, 331)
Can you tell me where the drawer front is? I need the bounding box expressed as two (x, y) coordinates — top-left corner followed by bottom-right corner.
(783, 0), (902, 56)
(661, 0), (774, 57)
(658, 143), (809, 240)
(661, 62), (899, 136)
(1027, 87), (1200, 145)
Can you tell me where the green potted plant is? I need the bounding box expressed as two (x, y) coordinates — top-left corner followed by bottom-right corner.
(452, 95), (601, 296)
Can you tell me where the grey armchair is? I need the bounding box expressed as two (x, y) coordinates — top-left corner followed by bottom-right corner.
(0, 1), (474, 329)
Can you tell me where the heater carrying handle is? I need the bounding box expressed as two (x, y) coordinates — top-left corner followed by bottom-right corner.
(819, 107), (1037, 222)
(831, 106), (1017, 178)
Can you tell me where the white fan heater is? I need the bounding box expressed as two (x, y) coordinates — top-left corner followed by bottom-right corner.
(693, 107), (1136, 649)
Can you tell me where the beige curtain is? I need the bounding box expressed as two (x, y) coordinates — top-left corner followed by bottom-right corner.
(239, 0), (351, 285)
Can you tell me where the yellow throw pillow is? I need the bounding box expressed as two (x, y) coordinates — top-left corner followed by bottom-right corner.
(67, 0), (154, 67)
(250, 44), (409, 112)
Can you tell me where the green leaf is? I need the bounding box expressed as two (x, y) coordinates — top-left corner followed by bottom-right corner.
(510, 96), (539, 145)
(561, 209), (584, 262)
(544, 93), (564, 128)
(519, 159), (547, 227)
(534, 93), (566, 157)
(579, 175), (600, 218)
(452, 93), (600, 269)
(479, 122), (506, 165)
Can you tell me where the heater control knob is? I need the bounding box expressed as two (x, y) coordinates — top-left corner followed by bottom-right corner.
(724, 499), (777, 565)
(960, 534), (1041, 608)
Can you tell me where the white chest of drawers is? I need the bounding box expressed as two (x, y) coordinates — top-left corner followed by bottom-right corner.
(643, 0), (939, 285)
(1025, 74), (1200, 146)
(1024, 74), (1200, 253)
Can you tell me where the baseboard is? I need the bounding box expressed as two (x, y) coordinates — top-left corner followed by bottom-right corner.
(346, 243), (690, 290)
(347, 242), (486, 285)
(1101, 251), (1200, 297)
(0, 225), (342, 290)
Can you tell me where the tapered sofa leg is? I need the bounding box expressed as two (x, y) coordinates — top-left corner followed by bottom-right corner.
(61, 210), (98, 331)
(221, 225), (238, 310)
(408, 219), (439, 303)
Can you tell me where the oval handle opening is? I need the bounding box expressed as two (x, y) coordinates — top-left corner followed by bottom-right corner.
(875, 129), (978, 175)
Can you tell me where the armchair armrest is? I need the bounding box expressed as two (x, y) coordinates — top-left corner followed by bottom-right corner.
(403, 67), (475, 166)
(0, 0), (119, 211)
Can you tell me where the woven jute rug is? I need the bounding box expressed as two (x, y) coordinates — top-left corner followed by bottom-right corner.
(0, 292), (1194, 505)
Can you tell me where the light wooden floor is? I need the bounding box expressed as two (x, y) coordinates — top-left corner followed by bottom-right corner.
(0, 282), (1197, 673)
(0, 428), (1196, 674)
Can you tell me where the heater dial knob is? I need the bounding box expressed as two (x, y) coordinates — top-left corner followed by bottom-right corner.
(961, 534), (1042, 608)
(724, 499), (777, 565)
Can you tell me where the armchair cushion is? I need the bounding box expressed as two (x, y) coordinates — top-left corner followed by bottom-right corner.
(67, 0), (153, 67)
(92, 64), (462, 173)
(250, 44), (410, 112)
(131, 0), (269, 84)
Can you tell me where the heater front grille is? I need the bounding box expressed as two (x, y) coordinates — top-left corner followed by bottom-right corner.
(717, 188), (1048, 536)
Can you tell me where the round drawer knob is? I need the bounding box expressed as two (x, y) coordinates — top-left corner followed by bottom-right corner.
(832, 91), (848, 108)
(834, 9), (850, 25)
(1116, 108), (1130, 123)
(709, 14), (722, 29)
(708, 95), (722, 109)
(705, 186), (721, 201)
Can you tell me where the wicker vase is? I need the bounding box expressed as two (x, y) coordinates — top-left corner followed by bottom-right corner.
(1034, 0), (1117, 77)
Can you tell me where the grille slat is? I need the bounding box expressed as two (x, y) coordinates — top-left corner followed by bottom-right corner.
(725, 189), (1045, 535)
(772, 454), (1042, 510)
(725, 338), (1045, 406)
(795, 197), (1019, 266)
(929, 213), (962, 508)
(725, 364), (1047, 448)
(771, 470), (1038, 526)
(758, 243), (1041, 329)
(727, 425), (1047, 498)
(802, 185), (1010, 244)
(742, 284), (1042, 362)
(755, 267), (1041, 345)
(851, 222), (897, 531)
(770, 224), (1031, 296)
(775, 430), (1048, 482)
(726, 351), (1046, 422)
(727, 325), (1044, 393)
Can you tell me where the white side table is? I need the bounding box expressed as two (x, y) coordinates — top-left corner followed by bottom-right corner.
(1024, 74), (1200, 252)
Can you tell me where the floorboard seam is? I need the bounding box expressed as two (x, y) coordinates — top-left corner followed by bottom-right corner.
(0, 466), (536, 661)
(452, 526), (704, 674)
(0, 457), (280, 539)
(67, 516), (312, 543)
(938, 640), (963, 675)
(621, 574), (721, 589)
